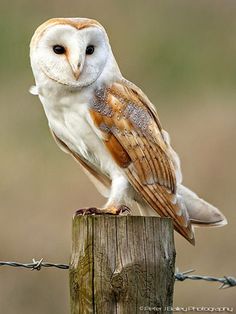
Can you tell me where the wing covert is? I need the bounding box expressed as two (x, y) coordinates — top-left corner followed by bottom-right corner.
(89, 80), (194, 243)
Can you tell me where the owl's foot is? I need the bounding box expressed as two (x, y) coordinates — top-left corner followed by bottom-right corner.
(102, 205), (131, 215)
(75, 205), (131, 216)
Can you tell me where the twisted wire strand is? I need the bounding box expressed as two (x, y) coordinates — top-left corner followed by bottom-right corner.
(0, 259), (69, 271)
(174, 269), (236, 289)
(0, 259), (235, 288)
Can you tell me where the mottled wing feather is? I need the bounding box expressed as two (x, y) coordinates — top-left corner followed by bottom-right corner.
(90, 82), (176, 190)
(89, 81), (194, 243)
(122, 79), (163, 130)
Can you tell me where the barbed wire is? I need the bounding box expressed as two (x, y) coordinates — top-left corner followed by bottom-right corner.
(174, 269), (236, 289)
(0, 259), (235, 289)
(0, 259), (69, 271)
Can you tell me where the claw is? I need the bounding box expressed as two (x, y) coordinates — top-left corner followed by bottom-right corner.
(116, 205), (131, 215)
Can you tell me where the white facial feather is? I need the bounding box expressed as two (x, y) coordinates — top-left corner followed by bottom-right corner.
(30, 19), (120, 89)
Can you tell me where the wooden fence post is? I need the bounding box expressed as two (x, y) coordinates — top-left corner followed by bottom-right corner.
(69, 215), (175, 314)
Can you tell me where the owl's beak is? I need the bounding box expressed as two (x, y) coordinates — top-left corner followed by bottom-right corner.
(70, 62), (82, 80)
(72, 66), (81, 80)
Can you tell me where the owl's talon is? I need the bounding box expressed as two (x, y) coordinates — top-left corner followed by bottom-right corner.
(117, 205), (131, 215)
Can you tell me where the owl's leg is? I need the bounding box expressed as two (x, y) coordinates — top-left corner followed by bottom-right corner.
(75, 174), (131, 216)
(102, 174), (132, 214)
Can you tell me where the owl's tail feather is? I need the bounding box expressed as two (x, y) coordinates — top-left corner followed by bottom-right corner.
(178, 185), (227, 227)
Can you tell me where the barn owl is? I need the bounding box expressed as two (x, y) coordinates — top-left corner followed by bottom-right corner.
(30, 18), (227, 244)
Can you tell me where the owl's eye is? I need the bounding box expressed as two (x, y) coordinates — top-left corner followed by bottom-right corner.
(86, 45), (95, 55)
(53, 45), (66, 54)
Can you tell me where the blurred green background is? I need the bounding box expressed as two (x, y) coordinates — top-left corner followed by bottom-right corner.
(0, 0), (235, 313)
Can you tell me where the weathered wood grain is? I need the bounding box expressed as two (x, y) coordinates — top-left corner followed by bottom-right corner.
(70, 215), (175, 314)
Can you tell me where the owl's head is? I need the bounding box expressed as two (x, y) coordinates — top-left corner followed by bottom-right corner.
(30, 18), (119, 88)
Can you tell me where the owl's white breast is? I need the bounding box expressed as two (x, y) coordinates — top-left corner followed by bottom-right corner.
(38, 83), (122, 179)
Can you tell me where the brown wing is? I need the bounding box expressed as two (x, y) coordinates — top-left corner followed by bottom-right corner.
(51, 130), (111, 197)
(89, 81), (194, 244)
